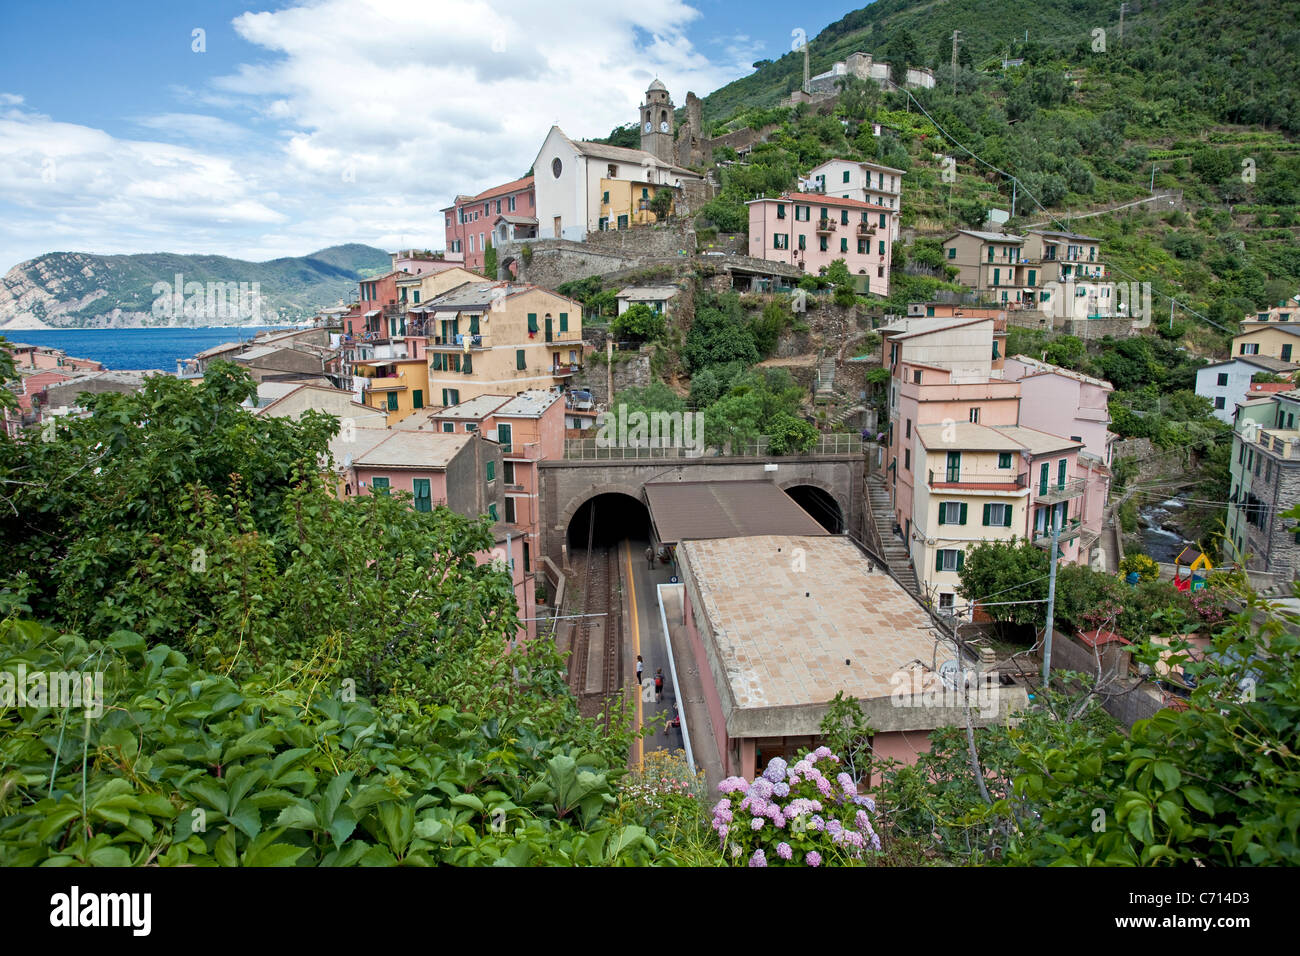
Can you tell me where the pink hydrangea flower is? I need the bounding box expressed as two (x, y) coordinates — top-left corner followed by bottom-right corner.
(776, 842), (793, 860)
(806, 850), (822, 867)
(749, 849), (767, 868)
(751, 817), (765, 831)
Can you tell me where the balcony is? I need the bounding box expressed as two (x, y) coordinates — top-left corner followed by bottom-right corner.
(856, 222), (875, 236)
(549, 363), (582, 377)
(928, 470), (1028, 491)
(816, 218), (835, 234)
(1035, 477), (1087, 504)
(1033, 517), (1082, 548)
(431, 334), (486, 350)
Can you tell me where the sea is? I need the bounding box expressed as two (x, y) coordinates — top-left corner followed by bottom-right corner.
(1, 327), (298, 372)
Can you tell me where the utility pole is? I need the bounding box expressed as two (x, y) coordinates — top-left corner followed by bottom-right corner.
(952, 30), (960, 95)
(1170, 297), (1176, 330)
(1119, 2), (1127, 45)
(1150, 163), (1156, 193)
(1011, 178), (1017, 219)
(1040, 522), (1061, 689)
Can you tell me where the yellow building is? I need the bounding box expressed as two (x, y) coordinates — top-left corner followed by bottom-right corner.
(912, 424), (1031, 611)
(418, 282), (584, 407)
(1233, 305), (1300, 364)
(395, 266), (487, 310)
(597, 178), (674, 231)
(355, 357), (431, 425)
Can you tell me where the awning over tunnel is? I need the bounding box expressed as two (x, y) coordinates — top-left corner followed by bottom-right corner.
(644, 480), (830, 547)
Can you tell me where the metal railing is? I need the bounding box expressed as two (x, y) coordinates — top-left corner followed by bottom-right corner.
(1035, 476), (1087, 503)
(562, 433), (862, 460)
(929, 470), (1028, 488)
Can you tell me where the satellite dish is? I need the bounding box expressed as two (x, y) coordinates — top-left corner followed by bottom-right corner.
(938, 659), (961, 690)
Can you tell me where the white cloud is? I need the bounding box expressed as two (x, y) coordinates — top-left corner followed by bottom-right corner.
(0, 0), (755, 272)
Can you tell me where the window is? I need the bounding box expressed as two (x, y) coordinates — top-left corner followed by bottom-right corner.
(913, 369), (921, 384)
(774, 233), (789, 250)
(523, 541), (531, 573)
(497, 423), (512, 454)
(1215, 396), (1226, 410)
(843, 170), (851, 183)
(602, 190), (609, 204)
(969, 408), (980, 423)
(840, 210), (849, 226)
(1284, 344), (1294, 362)
(819, 236), (828, 252)
(841, 238), (848, 253)
(936, 549), (964, 572)
(559, 312), (568, 332)
(938, 501), (967, 525)
(462, 354), (472, 374)
(795, 205), (810, 221)
(1217, 372), (1229, 386)
(386, 392), (398, 412)
(504, 497), (516, 523)
(413, 389), (424, 409)
(776, 204), (786, 219)
(488, 503), (498, 521)
(1039, 462), (1049, 494)
(879, 213), (886, 228)
(442, 422), (455, 433)
(938, 592), (955, 609)
(441, 388), (459, 406)
(1240, 343), (1259, 355)
(412, 478), (432, 513)
(1057, 458), (1067, 488)
(998, 452), (1012, 469)
(983, 503), (1012, 527)
(905, 419), (911, 439)
(904, 448), (911, 470)
(878, 240), (885, 255)
(947, 247), (956, 259)
(486, 461), (495, 482)
(527, 312), (539, 333)
(502, 460), (515, 484)
(946, 451), (960, 482)
(370, 477), (389, 495)
(858, 239), (867, 254)
(516, 349), (526, 370)
(798, 234), (806, 251)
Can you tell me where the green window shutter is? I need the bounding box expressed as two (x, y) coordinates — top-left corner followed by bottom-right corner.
(1028, 269), (1036, 286)
(879, 240), (885, 255)
(463, 354), (472, 374)
(386, 392), (398, 412)
(488, 503), (498, 521)
(956, 550), (964, 571)
(840, 210), (848, 225)
(602, 191), (609, 203)
(798, 234), (805, 250)
(1058, 459), (1067, 487)
(959, 503), (968, 525)
(994, 268), (1000, 285)
(879, 213), (886, 227)
(938, 503), (946, 525)
(516, 349), (526, 370)
(841, 238), (848, 252)
(469, 314), (479, 334)
(982, 503), (991, 526)
(527, 313), (538, 333)
(371, 477), (389, 495)
(486, 460), (495, 481)
(559, 312), (568, 332)
(413, 390), (423, 409)
(413, 479), (431, 512)
(948, 247), (955, 259)
(936, 550), (943, 572)
(1005, 507), (1014, 527)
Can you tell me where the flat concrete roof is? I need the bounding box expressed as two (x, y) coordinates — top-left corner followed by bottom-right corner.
(433, 394), (512, 419)
(495, 389), (560, 418)
(916, 422), (1022, 451)
(645, 480), (828, 545)
(327, 427), (392, 469)
(354, 430), (472, 469)
(681, 535), (939, 713)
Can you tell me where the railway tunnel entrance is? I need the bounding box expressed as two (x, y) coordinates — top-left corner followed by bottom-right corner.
(784, 484), (845, 534)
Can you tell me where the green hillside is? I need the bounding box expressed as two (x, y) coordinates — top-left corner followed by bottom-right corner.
(689, 0), (1300, 331)
(0, 244), (391, 328)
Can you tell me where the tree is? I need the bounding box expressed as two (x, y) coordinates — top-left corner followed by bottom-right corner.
(955, 539), (1051, 635)
(610, 303), (665, 342)
(483, 239), (498, 278)
(683, 296), (760, 372)
(649, 188), (674, 221)
(824, 258), (852, 287)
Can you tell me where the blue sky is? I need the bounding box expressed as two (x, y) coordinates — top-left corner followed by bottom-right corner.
(0, 0), (857, 270)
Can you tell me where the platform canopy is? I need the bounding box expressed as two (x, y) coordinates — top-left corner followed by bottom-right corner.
(644, 479), (829, 547)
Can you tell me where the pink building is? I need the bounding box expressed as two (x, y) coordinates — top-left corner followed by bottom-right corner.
(1003, 355), (1115, 564)
(5, 344), (104, 372)
(442, 176), (536, 273)
(746, 192), (893, 295)
(395, 389), (564, 582)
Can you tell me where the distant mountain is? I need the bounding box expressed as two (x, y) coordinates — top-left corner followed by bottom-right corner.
(0, 244), (391, 329)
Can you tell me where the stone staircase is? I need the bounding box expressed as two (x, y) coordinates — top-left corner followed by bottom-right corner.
(865, 474), (919, 596)
(815, 356), (837, 401)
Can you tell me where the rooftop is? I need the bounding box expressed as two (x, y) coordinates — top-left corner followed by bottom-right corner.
(749, 191), (890, 211)
(353, 430), (473, 469)
(616, 285), (679, 300)
(948, 229), (1025, 244)
(681, 535), (939, 710)
(916, 422), (1023, 452)
(1006, 354), (1114, 390)
(433, 394), (512, 420)
(495, 389), (561, 418)
(1029, 229), (1102, 243)
(645, 480), (829, 545)
(991, 424), (1085, 456)
(326, 427), (392, 470)
(808, 157), (907, 176)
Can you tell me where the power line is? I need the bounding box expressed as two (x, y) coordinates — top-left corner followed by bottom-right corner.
(897, 87), (1234, 333)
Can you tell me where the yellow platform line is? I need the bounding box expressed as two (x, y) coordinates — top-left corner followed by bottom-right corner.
(624, 539), (644, 770)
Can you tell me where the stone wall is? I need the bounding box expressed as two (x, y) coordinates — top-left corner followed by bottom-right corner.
(1111, 437), (1196, 483)
(501, 222), (695, 291)
(1039, 633), (1162, 727)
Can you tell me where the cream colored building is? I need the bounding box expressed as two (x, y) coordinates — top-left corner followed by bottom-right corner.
(417, 282), (584, 407)
(1233, 305), (1300, 364)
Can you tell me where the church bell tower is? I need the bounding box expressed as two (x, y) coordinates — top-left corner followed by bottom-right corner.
(640, 79), (675, 163)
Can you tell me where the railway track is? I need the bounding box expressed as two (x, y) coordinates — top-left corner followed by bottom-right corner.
(564, 537), (624, 720)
